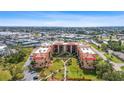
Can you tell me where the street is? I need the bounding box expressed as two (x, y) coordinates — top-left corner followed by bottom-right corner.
(23, 48), (38, 81)
(91, 43), (124, 71)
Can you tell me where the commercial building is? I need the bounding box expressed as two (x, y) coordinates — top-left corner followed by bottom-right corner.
(116, 34), (124, 40)
(0, 44), (11, 56)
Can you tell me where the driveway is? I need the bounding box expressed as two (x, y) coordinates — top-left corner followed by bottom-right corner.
(23, 48), (38, 81)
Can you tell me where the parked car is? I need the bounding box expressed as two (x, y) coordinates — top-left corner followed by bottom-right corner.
(33, 76), (38, 80)
(31, 71), (36, 74)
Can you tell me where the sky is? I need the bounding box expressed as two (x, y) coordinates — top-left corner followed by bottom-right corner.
(0, 11), (124, 27)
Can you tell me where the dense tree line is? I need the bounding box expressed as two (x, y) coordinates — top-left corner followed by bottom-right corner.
(0, 48), (32, 81)
(108, 40), (124, 51)
(1, 26), (124, 33)
(95, 57), (124, 81)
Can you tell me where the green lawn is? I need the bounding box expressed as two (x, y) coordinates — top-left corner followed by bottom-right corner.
(104, 54), (124, 63)
(121, 66), (124, 71)
(40, 57), (98, 81)
(90, 43), (102, 52)
(54, 71), (64, 80)
(90, 42), (124, 64)
(67, 58), (97, 80)
(79, 40), (85, 43)
(40, 58), (64, 80)
(48, 58), (64, 71)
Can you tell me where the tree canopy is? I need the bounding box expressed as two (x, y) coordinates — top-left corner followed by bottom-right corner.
(0, 70), (12, 81)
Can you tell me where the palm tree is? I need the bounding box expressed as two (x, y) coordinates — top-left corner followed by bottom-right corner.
(119, 40), (122, 46)
(109, 35), (112, 41)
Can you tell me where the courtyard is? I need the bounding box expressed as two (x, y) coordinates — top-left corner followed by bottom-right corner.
(38, 53), (97, 81)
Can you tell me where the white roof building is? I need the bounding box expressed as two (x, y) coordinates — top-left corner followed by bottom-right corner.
(81, 47), (96, 54)
(35, 47), (49, 54)
(0, 44), (10, 56)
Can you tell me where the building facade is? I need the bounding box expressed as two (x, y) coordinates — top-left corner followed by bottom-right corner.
(77, 44), (96, 69)
(32, 45), (52, 68)
(32, 41), (96, 69)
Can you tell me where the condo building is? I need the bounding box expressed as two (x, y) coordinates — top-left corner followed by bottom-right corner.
(32, 45), (52, 68)
(32, 41), (96, 69)
(77, 44), (96, 69)
(52, 41), (78, 53)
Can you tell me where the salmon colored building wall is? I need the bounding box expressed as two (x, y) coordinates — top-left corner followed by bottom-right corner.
(32, 46), (52, 68)
(32, 42), (96, 69)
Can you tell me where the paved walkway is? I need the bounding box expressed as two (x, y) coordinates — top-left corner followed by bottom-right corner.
(39, 58), (71, 81)
(63, 58), (71, 81)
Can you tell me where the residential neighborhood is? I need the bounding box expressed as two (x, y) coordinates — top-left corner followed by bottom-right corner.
(0, 11), (124, 81)
(0, 26), (124, 81)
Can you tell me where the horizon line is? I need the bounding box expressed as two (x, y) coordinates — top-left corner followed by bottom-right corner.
(0, 25), (124, 28)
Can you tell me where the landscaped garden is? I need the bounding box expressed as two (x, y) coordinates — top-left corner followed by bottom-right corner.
(39, 58), (64, 80)
(39, 57), (98, 81)
(39, 52), (124, 81)
(67, 58), (97, 81)
(39, 49), (100, 81)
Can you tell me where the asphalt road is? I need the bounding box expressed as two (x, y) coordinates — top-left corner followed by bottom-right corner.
(90, 42), (124, 71)
(23, 48), (38, 81)
(91, 46), (107, 61)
